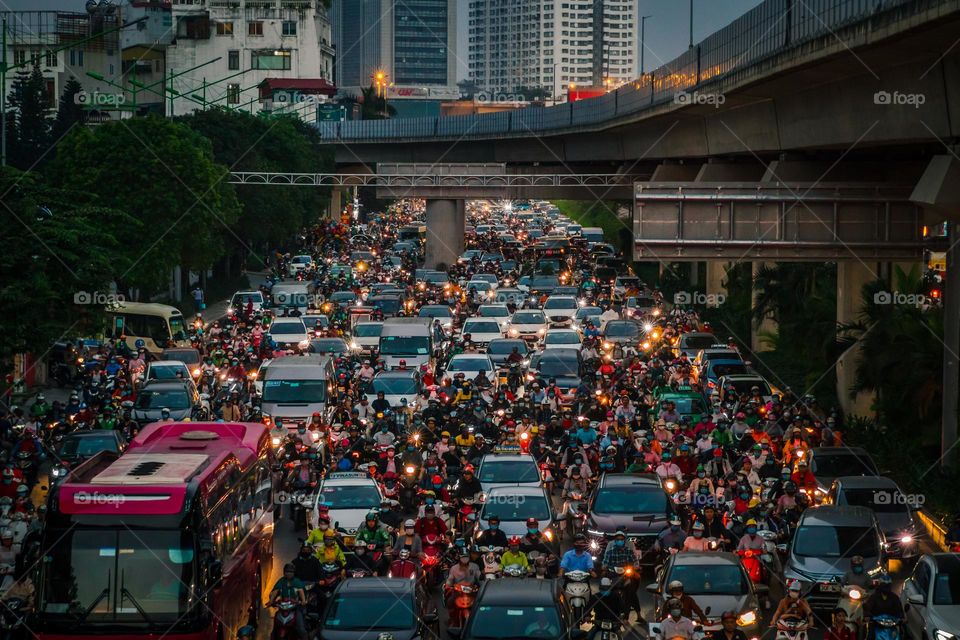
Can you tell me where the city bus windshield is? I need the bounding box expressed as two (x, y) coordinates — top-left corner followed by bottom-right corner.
(40, 529), (197, 628)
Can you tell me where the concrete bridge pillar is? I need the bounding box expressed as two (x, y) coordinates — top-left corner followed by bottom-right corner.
(705, 261), (727, 308)
(751, 262), (778, 353)
(329, 187), (344, 220)
(836, 261), (877, 418)
(424, 199), (465, 271)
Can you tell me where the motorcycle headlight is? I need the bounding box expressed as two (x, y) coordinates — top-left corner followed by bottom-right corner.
(900, 534), (914, 544)
(590, 539), (599, 550)
(509, 328), (518, 337)
(271, 436), (281, 447)
(736, 610), (757, 626)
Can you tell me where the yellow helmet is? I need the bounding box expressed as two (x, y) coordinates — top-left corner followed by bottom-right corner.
(745, 517), (758, 526)
(323, 530), (336, 539)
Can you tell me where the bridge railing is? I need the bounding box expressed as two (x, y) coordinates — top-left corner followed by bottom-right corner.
(324, 0), (946, 143)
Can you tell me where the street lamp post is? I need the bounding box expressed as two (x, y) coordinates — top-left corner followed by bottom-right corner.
(689, 0), (694, 49)
(640, 15), (651, 77)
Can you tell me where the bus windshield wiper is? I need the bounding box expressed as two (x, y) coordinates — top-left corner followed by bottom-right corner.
(75, 570), (111, 624)
(119, 588), (156, 627)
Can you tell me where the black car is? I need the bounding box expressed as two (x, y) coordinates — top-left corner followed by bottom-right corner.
(319, 578), (435, 640)
(586, 473), (673, 566)
(51, 430), (126, 481)
(535, 349), (581, 395)
(459, 578), (585, 640)
(132, 379), (203, 424)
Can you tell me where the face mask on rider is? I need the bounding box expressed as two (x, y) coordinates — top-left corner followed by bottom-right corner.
(670, 609), (682, 619)
(853, 565), (863, 574)
(614, 539), (625, 547)
(693, 531), (703, 538)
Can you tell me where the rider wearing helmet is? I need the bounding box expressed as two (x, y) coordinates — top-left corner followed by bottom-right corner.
(714, 610), (748, 640)
(658, 580), (708, 623)
(292, 541), (322, 583)
(771, 581), (814, 629)
(316, 530), (346, 568)
(355, 511), (391, 552)
(559, 533), (595, 578)
(269, 563), (308, 640)
(475, 515), (509, 549)
(500, 536), (529, 573)
(345, 538), (380, 576)
(660, 597), (697, 640)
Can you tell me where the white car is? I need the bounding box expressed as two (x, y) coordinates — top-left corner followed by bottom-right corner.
(543, 328), (582, 350)
(477, 304), (512, 330)
(350, 321), (382, 353)
(507, 310), (548, 341)
(268, 318), (309, 350)
(288, 254), (314, 276)
(228, 290), (264, 315)
(469, 274), (499, 291)
(573, 306), (603, 331)
(461, 318), (504, 347)
(309, 472), (384, 540)
(442, 353), (497, 388)
(542, 296), (579, 326)
(418, 304), (455, 333)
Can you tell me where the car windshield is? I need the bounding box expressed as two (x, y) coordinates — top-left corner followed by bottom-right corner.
(373, 377), (418, 396)
(576, 308), (602, 319)
(810, 454), (877, 477)
(593, 486), (668, 514)
(309, 339), (347, 353)
(380, 336), (430, 356)
(710, 363), (748, 377)
(531, 277), (559, 288)
(39, 529), (196, 626)
(933, 567), (960, 605)
(161, 350), (199, 365)
(134, 388), (190, 410)
(231, 293), (262, 305)
(262, 379), (327, 403)
(323, 594), (415, 631)
(271, 322), (305, 336)
(420, 307), (452, 318)
(667, 564), (748, 596)
(168, 316), (187, 341)
(318, 484), (381, 509)
(354, 324), (382, 338)
(725, 379), (772, 395)
(481, 495), (550, 521)
(448, 358), (491, 372)
(479, 460), (540, 483)
(794, 525), (880, 558)
(513, 312), (545, 324)
(839, 488), (911, 513)
(480, 307), (510, 318)
(488, 340), (527, 355)
(538, 355), (578, 377)
(546, 332), (579, 344)
(149, 364), (187, 380)
(59, 435), (118, 458)
(331, 292), (355, 302)
(465, 321), (501, 334)
(544, 298), (576, 310)
(663, 397), (706, 415)
(682, 336), (716, 350)
(469, 605), (562, 640)
(370, 297), (401, 314)
(605, 323), (639, 338)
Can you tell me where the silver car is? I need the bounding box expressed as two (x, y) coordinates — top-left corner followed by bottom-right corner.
(901, 553), (960, 640)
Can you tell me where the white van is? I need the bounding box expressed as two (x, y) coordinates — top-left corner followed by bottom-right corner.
(271, 282), (315, 315)
(379, 317), (445, 372)
(260, 354), (335, 432)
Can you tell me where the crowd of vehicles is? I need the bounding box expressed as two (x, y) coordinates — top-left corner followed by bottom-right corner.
(8, 199), (960, 640)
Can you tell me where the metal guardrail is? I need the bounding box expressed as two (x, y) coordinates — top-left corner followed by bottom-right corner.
(319, 0), (947, 143)
(917, 508), (950, 551)
(228, 172), (639, 187)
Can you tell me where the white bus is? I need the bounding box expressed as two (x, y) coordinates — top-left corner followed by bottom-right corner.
(105, 302), (189, 354)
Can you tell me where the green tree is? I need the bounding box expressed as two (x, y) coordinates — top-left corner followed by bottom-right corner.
(47, 115), (240, 294)
(51, 77), (85, 142)
(179, 108), (332, 268)
(5, 62), (52, 169)
(0, 166), (131, 361)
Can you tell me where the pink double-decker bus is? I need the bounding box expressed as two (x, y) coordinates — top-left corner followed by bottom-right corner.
(33, 421), (275, 640)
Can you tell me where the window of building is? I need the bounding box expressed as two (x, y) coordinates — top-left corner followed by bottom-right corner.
(45, 50), (56, 67)
(227, 83), (240, 104)
(216, 21), (234, 36)
(251, 49), (290, 70)
(248, 21), (263, 36)
(228, 50), (239, 70)
(13, 50), (25, 66)
(77, 50), (84, 67)
(282, 20), (296, 36)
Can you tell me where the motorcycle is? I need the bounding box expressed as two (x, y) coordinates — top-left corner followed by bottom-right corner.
(837, 583), (865, 633)
(399, 464), (419, 511)
(594, 620), (621, 640)
(446, 581), (477, 630)
(270, 599), (300, 640)
(774, 615), (811, 640)
(315, 563), (341, 614)
(564, 569), (591, 621)
(869, 615), (904, 640)
(479, 545), (503, 580)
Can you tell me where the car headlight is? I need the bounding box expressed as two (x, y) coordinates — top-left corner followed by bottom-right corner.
(509, 328), (518, 336)
(538, 328), (545, 335)
(900, 534), (914, 544)
(298, 340), (310, 349)
(350, 341), (359, 349)
(736, 611), (757, 626)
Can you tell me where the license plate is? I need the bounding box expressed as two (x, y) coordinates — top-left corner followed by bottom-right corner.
(819, 582), (840, 592)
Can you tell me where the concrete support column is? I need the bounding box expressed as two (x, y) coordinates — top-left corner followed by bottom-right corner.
(329, 187), (344, 220)
(424, 199), (465, 271)
(941, 223), (960, 468)
(705, 261), (727, 308)
(836, 261), (876, 418)
(751, 262), (778, 353)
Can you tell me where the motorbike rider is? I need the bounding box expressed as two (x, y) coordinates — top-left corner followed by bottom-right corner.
(841, 555), (870, 588)
(559, 534), (595, 578)
(475, 515), (509, 548)
(601, 527), (644, 622)
(682, 521), (712, 552)
(454, 465), (483, 502)
(862, 574), (904, 638)
(393, 518), (424, 558)
(415, 504), (448, 541)
(710, 611), (749, 640)
(521, 518), (557, 577)
(292, 542), (323, 584)
(315, 530), (346, 570)
(654, 517), (687, 554)
(345, 539), (380, 576)
(660, 598), (698, 640)
(771, 582), (814, 629)
(501, 536), (529, 573)
(584, 577), (623, 637)
(355, 512), (391, 558)
(269, 563), (308, 640)
(658, 580), (708, 623)
(736, 519), (765, 551)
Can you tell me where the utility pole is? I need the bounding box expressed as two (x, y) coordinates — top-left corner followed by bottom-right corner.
(1, 17), (7, 168)
(689, 0), (694, 49)
(640, 15), (651, 77)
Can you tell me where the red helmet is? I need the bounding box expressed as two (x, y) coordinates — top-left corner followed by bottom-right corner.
(508, 536), (521, 546)
(312, 411), (321, 418)
(431, 474), (443, 485)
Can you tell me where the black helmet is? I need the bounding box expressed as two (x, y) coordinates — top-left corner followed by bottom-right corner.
(283, 563), (296, 574)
